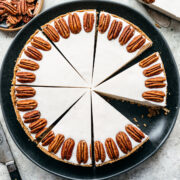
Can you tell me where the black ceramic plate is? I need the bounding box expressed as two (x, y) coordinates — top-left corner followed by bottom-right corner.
(0, 0), (180, 179)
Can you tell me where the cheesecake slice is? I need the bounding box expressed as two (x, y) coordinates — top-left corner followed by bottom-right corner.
(11, 86), (86, 141)
(95, 52), (167, 107)
(92, 11), (152, 87)
(41, 10), (97, 85)
(37, 91), (92, 166)
(12, 30), (87, 87)
(92, 92), (149, 166)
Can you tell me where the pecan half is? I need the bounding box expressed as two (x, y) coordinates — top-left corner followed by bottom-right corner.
(127, 35), (146, 53)
(23, 110), (40, 123)
(29, 118), (47, 133)
(105, 138), (119, 160)
(7, 15), (22, 25)
(125, 124), (145, 143)
(48, 134), (65, 154)
(0, 1), (17, 15)
(16, 72), (36, 83)
(19, 0), (27, 15)
(68, 13), (81, 34)
(107, 20), (122, 40)
(31, 37), (51, 51)
(98, 13), (111, 33)
(42, 24), (60, 42)
(77, 140), (88, 164)
(54, 17), (70, 38)
(15, 86), (36, 98)
(24, 46), (42, 61)
(145, 77), (166, 88)
(142, 90), (165, 102)
(143, 64), (163, 77)
(119, 25), (135, 45)
(18, 59), (39, 71)
(139, 53), (159, 68)
(94, 141), (106, 162)
(116, 132), (132, 154)
(83, 12), (94, 32)
(16, 99), (37, 111)
(61, 138), (75, 160)
(22, 15), (31, 23)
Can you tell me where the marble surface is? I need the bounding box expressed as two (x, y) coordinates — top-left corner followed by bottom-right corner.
(0, 0), (180, 179)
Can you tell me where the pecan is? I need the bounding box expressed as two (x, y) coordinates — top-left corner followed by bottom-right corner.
(119, 25), (135, 45)
(61, 138), (75, 160)
(29, 118), (47, 133)
(42, 24), (60, 42)
(145, 77), (166, 88)
(16, 99), (37, 111)
(143, 63), (163, 77)
(18, 59), (39, 71)
(26, 0), (35, 3)
(19, 0), (27, 15)
(15, 86), (36, 98)
(107, 20), (122, 40)
(126, 124), (145, 142)
(16, 72), (36, 83)
(83, 12), (94, 32)
(127, 35), (146, 53)
(0, 8), (5, 16)
(24, 46), (42, 60)
(105, 138), (119, 160)
(31, 37), (51, 51)
(54, 17), (70, 38)
(23, 110), (40, 123)
(142, 90), (165, 102)
(98, 13), (111, 33)
(68, 13), (81, 34)
(26, 7), (34, 18)
(143, 0), (155, 3)
(0, 1), (17, 15)
(116, 132), (132, 154)
(22, 15), (31, 23)
(48, 134), (65, 154)
(94, 141), (106, 162)
(7, 15), (22, 25)
(77, 140), (88, 164)
(139, 53), (159, 68)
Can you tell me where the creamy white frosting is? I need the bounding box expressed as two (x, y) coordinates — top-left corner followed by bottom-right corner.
(15, 31), (87, 87)
(92, 11), (152, 87)
(39, 90), (92, 165)
(92, 92), (148, 165)
(16, 87), (86, 139)
(49, 10), (96, 86)
(95, 52), (167, 107)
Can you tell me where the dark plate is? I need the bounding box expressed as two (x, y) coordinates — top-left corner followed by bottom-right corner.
(0, 0), (180, 179)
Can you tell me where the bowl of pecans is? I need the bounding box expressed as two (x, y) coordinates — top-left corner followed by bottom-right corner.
(0, 0), (44, 31)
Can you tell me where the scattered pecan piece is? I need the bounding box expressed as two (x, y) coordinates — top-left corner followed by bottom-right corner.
(42, 24), (60, 42)
(7, 15), (22, 25)
(143, 0), (155, 3)
(16, 99), (37, 111)
(125, 124), (145, 143)
(18, 59), (39, 71)
(48, 134), (65, 154)
(94, 141), (106, 162)
(105, 138), (119, 160)
(116, 132), (132, 154)
(29, 118), (47, 133)
(31, 37), (51, 51)
(119, 25), (135, 45)
(98, 13), (111, 33)
(24, 46), (42, 60)
(83, 12), (94, 32)
(145, 77), (166, 88)
(54, 17), (70, 38)
(77, 140), (88, 164)
(16, 72), (36, 83)
(61, 138), (75, 160)
(23, 110), (40, 123)
(142, 90), (165, 102)
(15, 86), (36, 98)
(143, 63), (163, 77)
(127, 35), (146, 53)
(68, 13), (81, 34)
(107, 20), (122, 40)
(0, 1), (17, 15)
(139, 53), (159, 68)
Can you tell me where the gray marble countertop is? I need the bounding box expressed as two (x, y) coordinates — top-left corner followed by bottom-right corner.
(0, 0), (180, 179)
